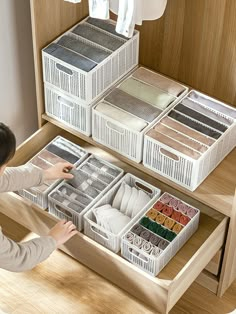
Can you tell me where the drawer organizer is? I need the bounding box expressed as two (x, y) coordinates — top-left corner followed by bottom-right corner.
(143, 90), (236, 191)
(48, 155), (124, 231)
(18, 136), (89, 209)
(92, 66), (188, 163)
(83, 173), (161, 253)
(121, 192), (200, 276)
(42, 17), (139, 105)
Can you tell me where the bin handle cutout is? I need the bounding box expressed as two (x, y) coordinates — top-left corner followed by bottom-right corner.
(90, 225), (109, 240)
(57, 96), (74, 108)
(55, 204), (72, 218)
(134, 181), (153, 196)
(106, 121), (124, 134)
(56, 63), (73, 76)
(159, 148), (179, 161)
(128, 247), (149, 263)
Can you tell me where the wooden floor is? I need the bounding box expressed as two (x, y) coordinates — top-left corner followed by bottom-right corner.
(0, 213), (236, 314)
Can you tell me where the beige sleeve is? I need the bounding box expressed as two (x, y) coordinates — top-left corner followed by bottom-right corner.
(0, 227), (56, 272)
(0, 164), (44, 193)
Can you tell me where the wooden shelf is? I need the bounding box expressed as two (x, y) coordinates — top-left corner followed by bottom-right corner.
(42, 114), (236, 218)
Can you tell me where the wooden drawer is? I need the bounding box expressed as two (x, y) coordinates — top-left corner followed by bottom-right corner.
(1, 122), (228, 314)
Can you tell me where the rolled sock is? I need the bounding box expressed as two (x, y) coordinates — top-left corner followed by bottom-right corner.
(88, 157), (120, 177)
(178, 202), (188, 214)
(141, 241), (153, 254)
(87, 178), (106, 191)
(171, 210), (182, 222)
(50, 192), (84, 213)
(156, 226), (167, 238)
(148, 221), (159, 233)
(140, 230), (151, 241)
(160, 193), (172, 204)
(165, 230), (177, 242)
(179, 215), (190, 226)
(151, 246), (162, 257)
(146, 208), (158, 220)
(169, 198), (180, 209)
(187, 207), (198, 218)
(162, 205), (173, 217)
(68, 169), (89, 188)
(140, 216), (151, 228)
(172, 223), (183, 234)
(153, 201), (164, 211)
(164, 218), (175, 230)
(58, 185), (91, 206)
(81, 165), (112, 184)
(158, 239), (169, 250)
(155, 213), (166, 225)
(131, 224), (144, 236)
(133, 235), (143, 248)
(149, 234), (161, 246)
(124, 231), (134, 243)
(38, 150), (67, 165)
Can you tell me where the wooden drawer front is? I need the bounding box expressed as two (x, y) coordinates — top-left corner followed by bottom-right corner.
(3, 122), (228, 314)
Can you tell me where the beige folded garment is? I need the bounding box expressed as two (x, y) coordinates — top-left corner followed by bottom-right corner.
(160, 116), (215, 146)
(133, 67), (186, 97)
(154, 123), (208, 153)
(147, 129), (201, 160)
(95, 102), (148, 132)
(119, 77), (175, 110)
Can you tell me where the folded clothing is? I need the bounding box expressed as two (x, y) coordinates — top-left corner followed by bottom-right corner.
(95, 101), (147, 132)
(169, 110), (222, 139)
(175, 103), (227, 133)
(43, 43), (97, 72)
(72, 23), (124, 51)
(58, 184), (91, 206)
(105, 88), (161, 123)
(147, 129), (202, 159)
(53, 137), (85, 158)
(50, 191), (84, 213)
(132, 67), (186, 97)
(46, 143), (79, 164)
(118, 77), (175, 110)
(88, 157), (120, 177)
(81, 164), (113, 184)
(160, 116), (215, 146)
(57, 35), (111, 63)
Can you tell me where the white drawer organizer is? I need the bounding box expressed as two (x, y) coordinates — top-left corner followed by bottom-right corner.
(121, 192), (200, 276)
(92, 67), (188, 163)
(42, 17), (139, 105)
(48, 155), (124, 231)
(18, 136), (89, 209)
(83, 173), (161, 253)
(143, 90), (236, 191)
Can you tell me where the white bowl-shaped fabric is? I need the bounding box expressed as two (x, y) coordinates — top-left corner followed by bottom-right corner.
(112, 183), (125, 210)
(120, 183), (132, 213)
(125, 187), (139, 217)
(131, 189), (151, 218)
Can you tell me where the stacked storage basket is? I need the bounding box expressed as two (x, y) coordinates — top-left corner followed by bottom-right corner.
(18, 136), (89, 209)
(143, 90), (236, 191)
(42, 17), (139, 136)
(83, 173), (161, 252)
(121, 192), (200, 276)
(48, 155), (124, 231)
(92, 66), (188, 162)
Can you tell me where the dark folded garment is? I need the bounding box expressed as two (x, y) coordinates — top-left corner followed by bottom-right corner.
(57, 35), (111, 63)
(168, 110), (221, 139)
(105, 88), (161, 123)
(72, 24), (124, 51)
(175, 103), (227, 132)
(46, 143), (79, 164)
(86, 18), (128, 40)
(44, 43), (97, 72)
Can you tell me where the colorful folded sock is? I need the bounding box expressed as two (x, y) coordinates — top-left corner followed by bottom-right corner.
(165, 230), (177, 242)
(155, 213), (166, 225)
(146, 208), (158, 220)
(172, 223), (183, 234)
(164, 217), (175, 229)
(162, 205), (173, 217)
(153, 201), (164, 211)
(179, 215), (191, 226)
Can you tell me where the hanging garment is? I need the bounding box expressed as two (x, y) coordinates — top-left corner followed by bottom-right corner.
(88, 0), (110, 19)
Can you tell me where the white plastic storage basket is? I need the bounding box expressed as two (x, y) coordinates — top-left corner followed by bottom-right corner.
(44, 83), (92, 136)
(42, 17), (139, 105)
(92, 67), (188, 163)
(48, 155), (124, 231)
(18, 136), (89, 209)
(83, 173), (161, 253)
(121, 192), (200, 276)
(143, 90), (236, 191)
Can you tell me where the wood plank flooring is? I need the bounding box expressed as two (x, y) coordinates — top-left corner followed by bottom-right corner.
(0, 213), (235, 314)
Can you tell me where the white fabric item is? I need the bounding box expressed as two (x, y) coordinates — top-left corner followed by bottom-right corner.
(131, 189), (151, 218)
(93, 204), (111, 226)
(115, 0), (136, 38)
(125, 187), (138, 217)
(89, 0), (110, 19)
(120, 183), (132, 213)
(112, 183), (125, 209)
(64, 0), (81, 3)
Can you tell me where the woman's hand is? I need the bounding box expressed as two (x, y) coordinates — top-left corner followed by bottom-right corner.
(48, 220), (78, 247)
(43, 162), (74, 181)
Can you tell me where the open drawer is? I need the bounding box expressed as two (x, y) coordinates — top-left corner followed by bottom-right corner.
(1, 122), (228, 314)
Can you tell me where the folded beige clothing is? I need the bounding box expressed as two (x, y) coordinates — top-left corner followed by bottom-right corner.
(147, 129), (201, 160)
(133, 67), (186, 97)
(95, 102), (148, 132)
(119, 77), (175, 110)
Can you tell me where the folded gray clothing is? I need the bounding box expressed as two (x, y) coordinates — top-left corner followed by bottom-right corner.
(175, 103), (227, 133)
(168, 110), (222, 139)
(51, 192), (84, 213)
(44, 43), (97, 72)
(105, 88), (161, 123)
(54, 137), (85, 158)
(77, 184), (99, 199)
(149, 234), (161, 246)
(58, 184), (91, 206)
(86, 18), (128, 40)
(72, 24), (124, 51)
(189, 91), (236, 119)
(158, 239), (169, 250)
(88, 158), (120, 177)
(46, 143), (79, 164)
(81, 164), (113, 184)
(68, 169), (89, 188)
(182, 98), (233, 127)
(57, 35), (111, 63)
(131, 224), (145, 236)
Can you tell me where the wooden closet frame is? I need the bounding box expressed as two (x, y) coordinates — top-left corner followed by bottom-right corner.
(0, 1), (235, 313)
